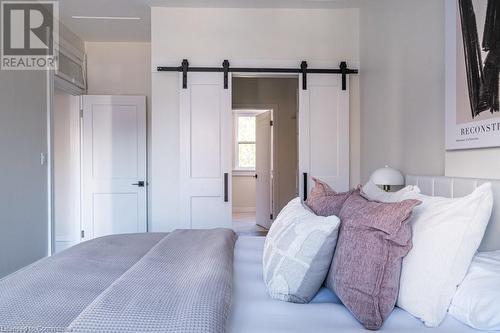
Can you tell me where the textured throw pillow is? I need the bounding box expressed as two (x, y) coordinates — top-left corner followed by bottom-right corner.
(306, 177), (354, 217)
(326, 192), (421, 330)
(362, 180), (421, 203)
(263, 197), (340, 303)
(449, 250), (500, 331)
(396, 183), (493, 327)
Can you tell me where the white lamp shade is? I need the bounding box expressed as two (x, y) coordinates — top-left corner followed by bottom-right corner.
(370, 166), (404, 186)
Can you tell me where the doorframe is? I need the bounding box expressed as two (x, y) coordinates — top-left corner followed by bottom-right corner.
(232, 101), (281, 224)
(47, 77), (84, 255)
(231, 71), (301, 216)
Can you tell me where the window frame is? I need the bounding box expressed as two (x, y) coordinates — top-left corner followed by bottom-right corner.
(232, 109), (269, 174)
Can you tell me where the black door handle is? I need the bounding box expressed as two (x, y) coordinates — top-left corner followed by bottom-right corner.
(132, 181), (145, 187)
(224, 173), (229, 202)
(303, 173), (308, 201)
(254, 174), (258, 179)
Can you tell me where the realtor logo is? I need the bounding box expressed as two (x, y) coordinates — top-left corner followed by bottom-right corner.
(1, 0), (58, 70)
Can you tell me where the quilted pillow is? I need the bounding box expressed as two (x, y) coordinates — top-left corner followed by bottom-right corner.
(263, 197), (340, 303)
(326, 192), (421, 330)
(306, 177), (354, 217)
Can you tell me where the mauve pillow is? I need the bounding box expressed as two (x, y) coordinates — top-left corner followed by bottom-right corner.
(326, 192), (420, 330)
(306, 177), (354, 217)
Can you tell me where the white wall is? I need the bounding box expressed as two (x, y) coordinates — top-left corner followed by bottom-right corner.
(85, 42), (153, 226)
(446, 149), (500, 179)
(232, 176), (256, 212)
(359, 0), (446, 182)
(151, 7), (360, 231)
(359, 0), (500, 182)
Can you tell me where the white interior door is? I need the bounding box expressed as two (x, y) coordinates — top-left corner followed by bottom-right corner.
(82, 95), (147, 240)
(256, 111), (273, 229)
(299, 74), (349, 200)
(179, 73), (232, 229)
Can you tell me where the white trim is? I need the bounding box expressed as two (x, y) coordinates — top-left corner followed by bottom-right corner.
(47, 68), (54, 256)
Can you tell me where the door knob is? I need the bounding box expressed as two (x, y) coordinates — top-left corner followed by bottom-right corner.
(254, 174), (258, 179)
(132, 181), (145, 187)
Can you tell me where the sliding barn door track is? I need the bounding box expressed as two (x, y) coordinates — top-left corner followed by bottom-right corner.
(157, 59), (358, 91)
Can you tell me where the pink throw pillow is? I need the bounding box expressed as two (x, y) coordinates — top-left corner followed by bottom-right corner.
(326, 192), (420, 330)
(305, 177), (354, 217)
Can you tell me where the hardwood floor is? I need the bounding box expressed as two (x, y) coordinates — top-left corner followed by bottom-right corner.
(232, 212), (268, 237)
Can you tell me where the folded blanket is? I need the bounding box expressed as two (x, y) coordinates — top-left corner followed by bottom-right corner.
(0, 229), (237, 333)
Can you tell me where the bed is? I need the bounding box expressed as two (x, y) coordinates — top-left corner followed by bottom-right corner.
(229, 236), (482, 333)
(0, 175), (499, 333)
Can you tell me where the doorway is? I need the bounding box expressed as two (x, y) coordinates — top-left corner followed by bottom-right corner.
(231, 77), (299, 234)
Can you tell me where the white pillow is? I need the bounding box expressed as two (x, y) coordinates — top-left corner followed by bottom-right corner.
(362, 180), (421, 202)
(449, 250), (500, 331)
(262, 197), (340, 303)
(396, 183), (493, 327)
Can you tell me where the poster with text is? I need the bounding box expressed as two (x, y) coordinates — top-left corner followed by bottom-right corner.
(446, 0), (500, 150)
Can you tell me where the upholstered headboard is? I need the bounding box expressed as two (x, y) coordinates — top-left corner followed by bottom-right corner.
(406, 175), (500, 252)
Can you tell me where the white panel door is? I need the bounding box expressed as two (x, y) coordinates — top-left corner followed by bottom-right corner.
(299, 74), (349, 201)
(256, 111), (273, 229)
(82, 95), (147, 240)
(179, 73), (232, 229)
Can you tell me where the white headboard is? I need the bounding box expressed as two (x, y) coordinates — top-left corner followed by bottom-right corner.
(406, 175), (500, 252)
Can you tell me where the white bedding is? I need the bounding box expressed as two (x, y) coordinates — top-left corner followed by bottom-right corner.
(228, 236), (485, 333)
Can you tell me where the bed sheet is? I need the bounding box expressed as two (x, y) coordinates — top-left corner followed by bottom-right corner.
(228, 236), (484, 333)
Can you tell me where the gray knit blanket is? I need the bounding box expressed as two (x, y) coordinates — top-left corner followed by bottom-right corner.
(0, 229), (237, 333)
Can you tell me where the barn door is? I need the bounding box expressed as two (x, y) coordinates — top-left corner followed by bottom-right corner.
(299, 74), (349, 201)
(179, 72), (232, 229)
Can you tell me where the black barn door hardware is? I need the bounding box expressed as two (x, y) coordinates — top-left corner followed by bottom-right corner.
(224, 173), (229, 202)
(157, 60), (358, 91)
(223, 59), (230, 89)
(340, 61), (348, 91)
(181, 59), (189, 89)
(303, 173), (308, 201)
(301, 61), (308, 90)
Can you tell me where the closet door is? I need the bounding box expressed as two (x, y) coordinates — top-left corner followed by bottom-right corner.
(179, 73), (232, 229)
(82, 95), (147, 240)
(299, 74), (349, 200)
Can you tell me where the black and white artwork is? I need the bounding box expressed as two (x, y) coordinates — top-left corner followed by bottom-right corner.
(446, 0), (500, 150)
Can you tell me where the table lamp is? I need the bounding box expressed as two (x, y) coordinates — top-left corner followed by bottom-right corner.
(370, 165), (404, 192)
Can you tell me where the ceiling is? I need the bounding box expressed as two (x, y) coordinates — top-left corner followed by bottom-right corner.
(59, 0), (361, 42)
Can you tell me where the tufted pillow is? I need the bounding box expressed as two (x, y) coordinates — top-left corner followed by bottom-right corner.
(306, 177), (354, 217)
(263, 198), (340, 303)
(326, 192), (421, 330)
